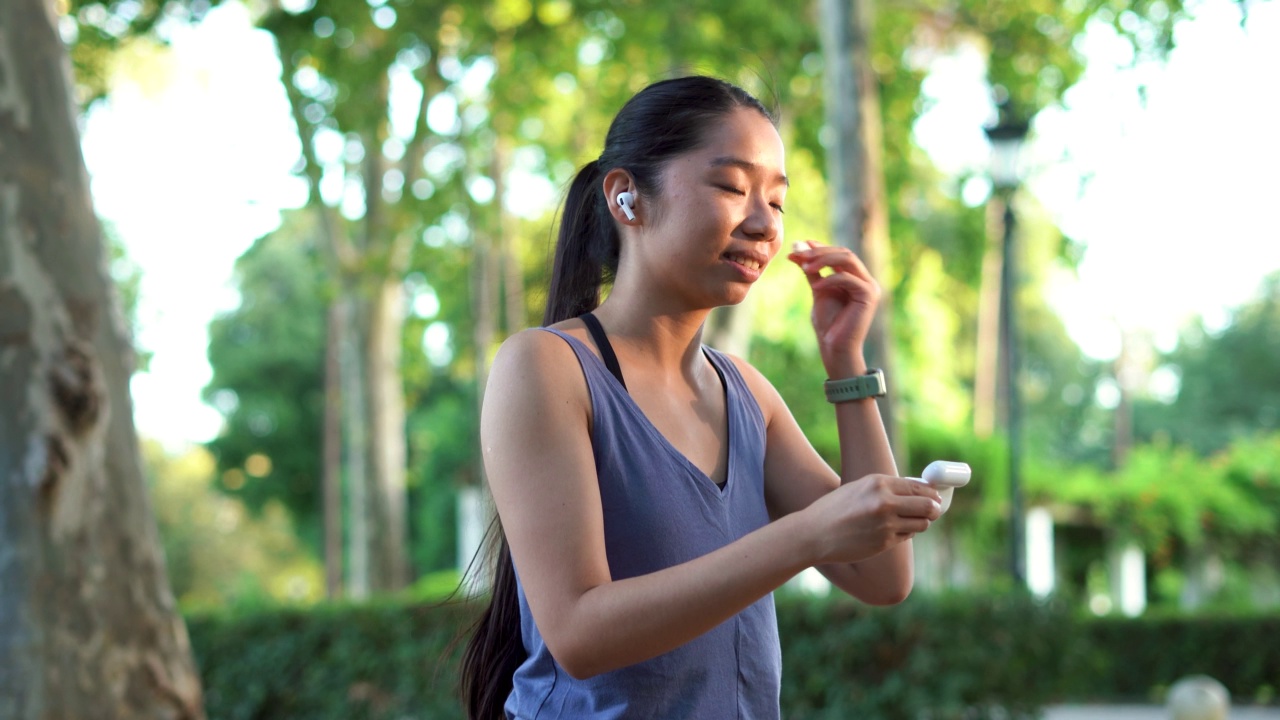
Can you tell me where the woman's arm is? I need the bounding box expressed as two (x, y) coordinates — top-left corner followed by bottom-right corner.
(748, 241), (942, 603)
(482, 330), (935, 679)
(738, 360), (939, 605)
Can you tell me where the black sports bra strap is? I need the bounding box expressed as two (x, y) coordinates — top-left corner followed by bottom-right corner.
(579, 312), (627, 391)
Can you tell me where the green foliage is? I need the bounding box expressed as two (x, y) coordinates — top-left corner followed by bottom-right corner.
(187, 600), (475, 720)
(406, 387), (473, 573)
(1040, 432), (1280, 553)
(203, 211), (328, 551)
(185, 592), (1080, 719)
(1014, 251), (1113, 467)
(64, 0), (217, 104)
(777, 591), (1081, 719)
(1136, 273), (1280, 455)
(185, 592), (1280, 717)
(145, 442), (325, 610)
(1074, 613), (1280, 704)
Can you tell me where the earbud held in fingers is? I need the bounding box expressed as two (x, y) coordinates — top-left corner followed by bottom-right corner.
(616, 191), (637, 221)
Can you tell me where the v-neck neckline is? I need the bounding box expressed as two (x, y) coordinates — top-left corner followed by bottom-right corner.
(553, 329), (736, 499)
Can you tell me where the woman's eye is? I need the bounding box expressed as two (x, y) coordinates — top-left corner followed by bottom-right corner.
(771, 203), (785, 214)
(717, 185), (746, 196)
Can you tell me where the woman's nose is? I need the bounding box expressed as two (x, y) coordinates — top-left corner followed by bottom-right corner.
(741, 196), (781, 241)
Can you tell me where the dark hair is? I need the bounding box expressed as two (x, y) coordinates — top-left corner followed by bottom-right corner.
(459, 75), (774, 719)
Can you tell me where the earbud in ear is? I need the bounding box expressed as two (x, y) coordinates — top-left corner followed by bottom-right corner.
(616, 191), (637, 221)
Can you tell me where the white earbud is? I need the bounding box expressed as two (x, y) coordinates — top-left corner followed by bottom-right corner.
(616, 191), (637, 221)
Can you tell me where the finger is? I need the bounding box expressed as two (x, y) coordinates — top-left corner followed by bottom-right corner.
(896, 518), (932, 535)
(806, 244), (873, 280)
(803, 260), (875, 299)
(839, 249), (875, 284)
(801, 249), (878, 289)
(887, 478), (943, 503)
(897, 495), (943, 520)
(788, 252), (825, 283)
(787, 241), (824, 280)
(809, 272), (878, 300)
(798, 248), (857, 275)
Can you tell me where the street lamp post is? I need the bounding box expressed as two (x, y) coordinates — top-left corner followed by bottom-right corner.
(985, 114), (1029, 587)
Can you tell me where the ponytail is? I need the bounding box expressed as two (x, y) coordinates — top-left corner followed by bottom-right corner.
(459, 532), (523, 720)
(542, 159), (620, 325)
(460, 159), (618, 720)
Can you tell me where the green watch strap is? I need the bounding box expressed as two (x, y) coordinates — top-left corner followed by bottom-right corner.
(824, 368), (887, 403)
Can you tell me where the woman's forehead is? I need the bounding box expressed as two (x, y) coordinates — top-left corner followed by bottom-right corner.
(696, 109), (786, 172)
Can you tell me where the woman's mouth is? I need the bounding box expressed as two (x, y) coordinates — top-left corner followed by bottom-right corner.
(723, 252), (765, 272)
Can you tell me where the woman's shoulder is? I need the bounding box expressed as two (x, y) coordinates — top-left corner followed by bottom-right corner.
(712, 350), (783, 423)
(493, 325), (582, 375)
(712, 349), (771, 391)
(485, 327), (592, 420)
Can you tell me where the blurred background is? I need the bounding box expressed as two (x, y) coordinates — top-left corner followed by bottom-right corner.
(56, 0), (1279, 713)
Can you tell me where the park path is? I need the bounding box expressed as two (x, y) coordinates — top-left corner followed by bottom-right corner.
(1044, 705), (1280, 719)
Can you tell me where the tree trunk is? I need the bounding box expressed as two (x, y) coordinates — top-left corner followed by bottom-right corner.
(0, 2), (204, 718)
(818, 0), (908, 471)
(278, 44), (414, 596)
(342, 295), (370, 599)
(460, 229), (500, 589)
(494, 137), (525, 335)
(322, 300), (344, 599)
(277, 43), (359, 598)
(365, 277), (408, 591)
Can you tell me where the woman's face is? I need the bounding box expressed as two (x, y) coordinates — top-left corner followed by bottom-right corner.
(630, 107), (788, 308)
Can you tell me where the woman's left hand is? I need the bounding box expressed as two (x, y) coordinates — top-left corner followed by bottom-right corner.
(786, 240), (881, 379)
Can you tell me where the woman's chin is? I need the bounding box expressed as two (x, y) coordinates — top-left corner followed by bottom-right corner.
(709, 289), (751, 309)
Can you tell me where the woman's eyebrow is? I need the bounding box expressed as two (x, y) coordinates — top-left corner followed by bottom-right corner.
(708, 156), (789, 187)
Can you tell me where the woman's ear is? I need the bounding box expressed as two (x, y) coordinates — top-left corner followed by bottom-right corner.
(602, 168), (640, 225)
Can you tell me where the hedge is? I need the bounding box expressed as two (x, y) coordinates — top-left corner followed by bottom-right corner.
(184, 592), (1277, 719)
(1070, 613), (1280, 705)
(189, 600), (475, 719)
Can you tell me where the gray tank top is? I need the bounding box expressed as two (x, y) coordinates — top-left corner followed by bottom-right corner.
(504, 327), (782, 719)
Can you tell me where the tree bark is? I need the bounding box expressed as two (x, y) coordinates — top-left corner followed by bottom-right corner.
(341, 295), (370, 599)
(494, 137), (525, 335)
(365, 277), (409, 591)
(322, 300), (343, 598)
(461, 229), (500, 592)
(471, 231), (500, 464)
(819, 0), (908, 471)
(0, 1), (204, 717)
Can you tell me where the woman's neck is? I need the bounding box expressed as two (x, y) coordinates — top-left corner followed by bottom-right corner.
(589, 296), (711, 378)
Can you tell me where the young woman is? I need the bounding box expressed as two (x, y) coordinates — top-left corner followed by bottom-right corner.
(461, 76), (943, 719)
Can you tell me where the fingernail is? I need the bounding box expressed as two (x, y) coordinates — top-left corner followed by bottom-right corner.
(792, 241), (810, 253)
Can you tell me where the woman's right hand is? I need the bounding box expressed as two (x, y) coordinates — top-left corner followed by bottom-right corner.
(801, 474), (943, 566)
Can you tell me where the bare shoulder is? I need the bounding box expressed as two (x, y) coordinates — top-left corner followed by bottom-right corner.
(485, 327), (591, 424)
(481, 326), (600, 517)
(492, 326), (577, 372)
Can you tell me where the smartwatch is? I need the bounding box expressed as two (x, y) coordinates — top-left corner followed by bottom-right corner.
(824, 368), (887, 403)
